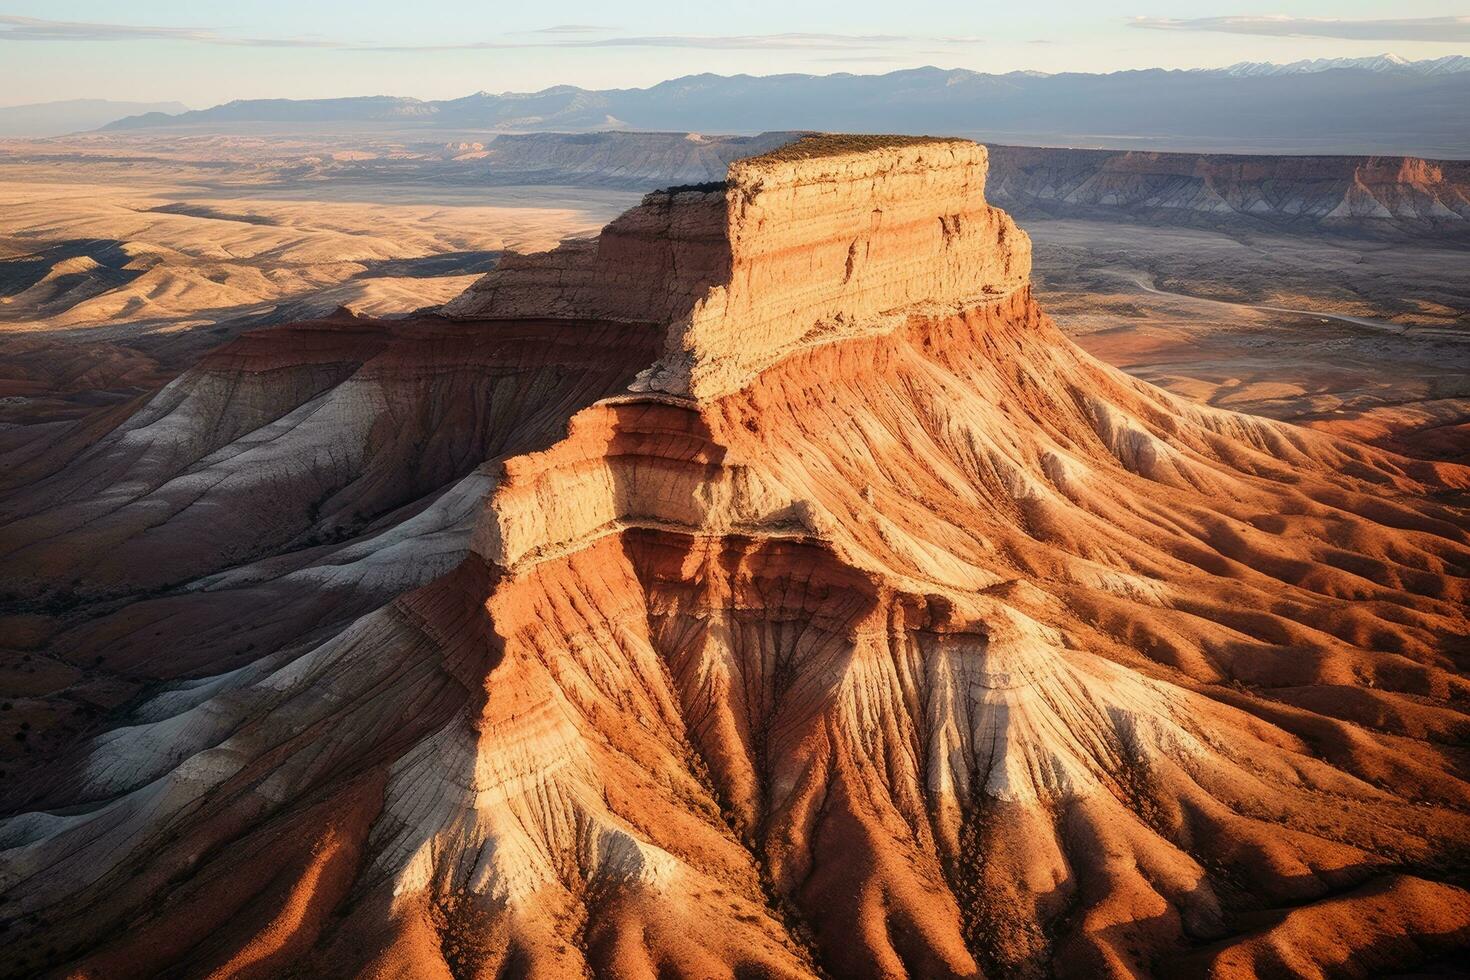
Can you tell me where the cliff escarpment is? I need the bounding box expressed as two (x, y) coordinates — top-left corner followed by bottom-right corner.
(2, 136), (1468, 980)
(986, 144), (1470, 238)
(447, 136), (1031, 398)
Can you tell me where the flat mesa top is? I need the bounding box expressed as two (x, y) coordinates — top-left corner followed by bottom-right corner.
(743, 133), (971, 164)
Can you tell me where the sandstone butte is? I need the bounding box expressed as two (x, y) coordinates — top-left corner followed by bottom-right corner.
(1, 134), (1469, 979)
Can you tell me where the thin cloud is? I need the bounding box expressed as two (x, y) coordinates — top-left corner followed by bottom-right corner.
(0, 14), (340, 47)
(810, 54), (915, 63)
(574, 33), (952, 50)
(523, 25), (619, 35)
(366, 32), (984, 52)
(0, 15), (985, 54)
(1129, 15), (1470, 43)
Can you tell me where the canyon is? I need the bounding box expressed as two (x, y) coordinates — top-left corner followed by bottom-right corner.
(1, 134), (1468, 978)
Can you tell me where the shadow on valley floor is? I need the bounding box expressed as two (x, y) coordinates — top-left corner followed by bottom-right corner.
(0, 238), (147, 312)
(143, 202), (283, 226)
(351, 249), (501, 280)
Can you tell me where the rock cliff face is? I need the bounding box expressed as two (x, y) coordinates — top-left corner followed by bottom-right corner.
(2, 135), (1469, 979)
(448, 136), (1031, 398)
(443, 184), (730, 327)
(986, 144), (1470, 237)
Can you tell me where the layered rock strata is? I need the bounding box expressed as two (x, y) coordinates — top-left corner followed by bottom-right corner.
(986, 144), (1470, 237)
(2, 136), (1469, 979)
(447, 136), (1031, 398)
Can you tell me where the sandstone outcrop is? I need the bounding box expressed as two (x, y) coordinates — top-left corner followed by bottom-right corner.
(447, 136), (1031, 398)
(2, 135), (1468, 979)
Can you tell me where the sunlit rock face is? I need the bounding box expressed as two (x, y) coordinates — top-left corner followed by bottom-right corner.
(3, 135), (1469, 980)
(446, 136), (1031, 397)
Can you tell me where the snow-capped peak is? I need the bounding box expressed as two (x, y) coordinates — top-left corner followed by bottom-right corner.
(1209, 54), (1470, 78)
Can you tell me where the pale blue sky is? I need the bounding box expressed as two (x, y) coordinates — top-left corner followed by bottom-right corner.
(1, 1), (1467, 107)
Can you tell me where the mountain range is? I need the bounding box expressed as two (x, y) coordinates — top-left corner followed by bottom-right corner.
(1211, 53), (1470, 77)
(91, 58), (1470, 157)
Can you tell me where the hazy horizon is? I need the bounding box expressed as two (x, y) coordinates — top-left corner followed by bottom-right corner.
(3, 52), (1470, 114)
(0, 1), (1467, 108)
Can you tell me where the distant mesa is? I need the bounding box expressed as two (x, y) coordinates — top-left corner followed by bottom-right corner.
(985, 144), (1470, 239)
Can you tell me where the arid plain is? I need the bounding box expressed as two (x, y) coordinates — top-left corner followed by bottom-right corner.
(0, 134), (642, 428)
